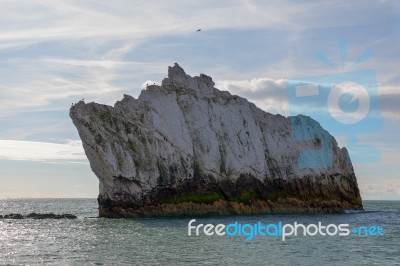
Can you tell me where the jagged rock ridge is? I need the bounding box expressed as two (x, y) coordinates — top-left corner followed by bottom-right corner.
(70, 63), (362, 217)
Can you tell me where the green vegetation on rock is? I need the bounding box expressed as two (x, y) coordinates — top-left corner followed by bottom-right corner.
(162, 192), (223, 204)
(232, 191), (260, 203)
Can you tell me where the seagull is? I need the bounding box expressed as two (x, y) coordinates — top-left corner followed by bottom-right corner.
(196, 29), (201, 32)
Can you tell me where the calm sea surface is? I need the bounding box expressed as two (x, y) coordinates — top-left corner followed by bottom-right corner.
(0, 199), (399, 265)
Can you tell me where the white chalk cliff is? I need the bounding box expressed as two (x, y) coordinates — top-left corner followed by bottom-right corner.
(70, 63), (362, 217)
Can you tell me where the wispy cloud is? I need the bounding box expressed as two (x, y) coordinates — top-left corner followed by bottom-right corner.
(1, 0), (397, 51)
(0, 0), (398, 116)
(0, 140), (86, 163)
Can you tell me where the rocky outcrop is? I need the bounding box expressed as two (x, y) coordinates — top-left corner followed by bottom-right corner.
(70, 63), (362, 218)
(0, 213), (77, 219)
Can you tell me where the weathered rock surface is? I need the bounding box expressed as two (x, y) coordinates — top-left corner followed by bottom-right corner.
(70, 63), (362, 217)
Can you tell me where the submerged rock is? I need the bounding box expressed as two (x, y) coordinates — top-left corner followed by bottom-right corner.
(0, 213), (77, 219)
(3, 213), (24, 219)
(25, 213), (77, 219)
(70, 63), (362, 218)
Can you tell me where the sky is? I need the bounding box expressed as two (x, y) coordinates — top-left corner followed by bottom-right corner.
(0, 0), (399, 199)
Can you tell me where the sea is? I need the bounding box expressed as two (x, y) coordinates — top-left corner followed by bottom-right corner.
(0, 199), (399, 265)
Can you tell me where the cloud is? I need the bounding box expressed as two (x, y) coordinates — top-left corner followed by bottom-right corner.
(1, 0), (396, 52)
(0, 0), (286, 51)
(0, 0), (397, 118)
(216, 78), (289, 115)
(359, 182), (400, 200)
(377, 88), (400, 119)
(0, 140), (87, 163)
(217, 78), (400, 119)
(0, 55), (152, 117)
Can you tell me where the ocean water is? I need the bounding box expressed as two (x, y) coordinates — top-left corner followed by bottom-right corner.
(0, 199), (399, 265)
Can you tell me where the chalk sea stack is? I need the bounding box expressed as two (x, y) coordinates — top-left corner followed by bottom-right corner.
(70, 63), (362, 218)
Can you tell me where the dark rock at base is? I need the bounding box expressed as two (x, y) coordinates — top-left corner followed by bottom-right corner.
(100, 199), (362, 218)
(98, 174), (362, 218)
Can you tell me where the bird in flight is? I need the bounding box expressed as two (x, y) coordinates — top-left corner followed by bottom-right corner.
(196, 29), (201, 32)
